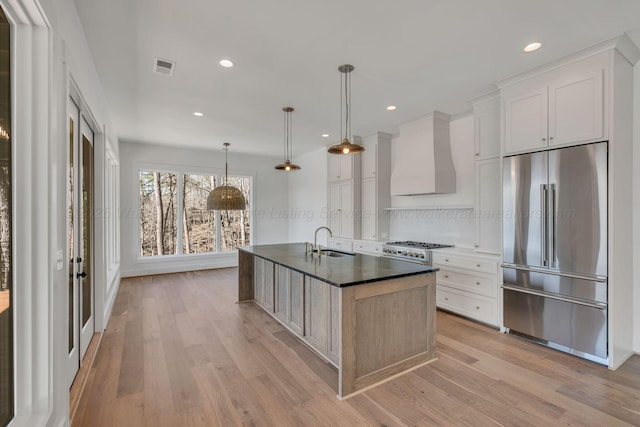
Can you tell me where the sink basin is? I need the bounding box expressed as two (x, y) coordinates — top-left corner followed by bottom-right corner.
(320, 250), (354, 257)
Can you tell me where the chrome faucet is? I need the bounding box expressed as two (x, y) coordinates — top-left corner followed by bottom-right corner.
(313, 226), (333, 254)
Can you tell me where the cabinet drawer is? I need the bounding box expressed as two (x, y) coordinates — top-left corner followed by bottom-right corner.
(436, 269), (497, 298)
(433, 253), (497, 275)
(436, 286), (497, 326)
(328, 237), (353, 252)
(353, 241), (382, 256)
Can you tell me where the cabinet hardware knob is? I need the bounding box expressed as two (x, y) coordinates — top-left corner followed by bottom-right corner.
(445, 259), (449, 262)
(474, 244), (479, 248)
(444, 275), (449, 278)
(476, 282), (480, 285)
(549, 136), (554, 141)
(542, 137), (546, 141)
(477, 264), (481, 267)
(445, 297), (449, 301)
(475, 153), (479, 156)
(476, 306), (480, 310)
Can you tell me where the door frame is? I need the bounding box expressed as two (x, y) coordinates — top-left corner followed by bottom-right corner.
(1, 0), (53, 425)
(67, 80), (102, 387)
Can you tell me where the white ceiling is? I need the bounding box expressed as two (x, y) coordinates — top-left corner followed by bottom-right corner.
(74, 0), (640, 157)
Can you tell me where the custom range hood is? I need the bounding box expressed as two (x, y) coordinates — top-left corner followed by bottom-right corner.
(390, 111), (456, 196)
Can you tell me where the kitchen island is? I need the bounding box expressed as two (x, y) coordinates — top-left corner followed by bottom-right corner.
(238, 243), (438, 399)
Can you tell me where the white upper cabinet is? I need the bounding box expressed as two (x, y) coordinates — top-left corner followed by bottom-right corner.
(548, 69), (603, 147)
(360, 132), (391, 241)
(328, 138), (361, 182)
(502, 52), (607, 155)
(504, 87), (549, 154)
(362, 144), (377, 179)
(472, 93), (501, 160)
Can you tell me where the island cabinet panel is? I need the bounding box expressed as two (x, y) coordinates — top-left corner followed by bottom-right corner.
(304, 277), (330, 355)
(340, 274), (437, 398)
(275, 265), (304, 336)
(327, 286), (340, 365)
(238, 250), (254, 301)
(254, 257), (274, 312)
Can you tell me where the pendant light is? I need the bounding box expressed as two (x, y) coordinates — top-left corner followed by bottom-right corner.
(207, 143), (247, 211)
(328, 64), (365, 155)
(275, 106), (301, 171)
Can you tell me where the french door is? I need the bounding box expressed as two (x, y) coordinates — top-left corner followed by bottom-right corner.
(67, 99), (95, 386)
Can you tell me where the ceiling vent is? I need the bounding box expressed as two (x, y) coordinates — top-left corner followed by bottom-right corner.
(153, 58), (175, 76)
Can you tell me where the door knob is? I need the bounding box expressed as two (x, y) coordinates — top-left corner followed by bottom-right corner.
(77, 271), (87, 279)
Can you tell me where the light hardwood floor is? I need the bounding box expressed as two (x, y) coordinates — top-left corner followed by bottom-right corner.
(74, 268), (640, 426)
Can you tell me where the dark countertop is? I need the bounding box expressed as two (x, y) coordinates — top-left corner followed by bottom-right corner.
(239, 243), (437, 287)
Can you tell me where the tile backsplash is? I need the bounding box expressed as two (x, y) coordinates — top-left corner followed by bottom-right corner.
(389, 209), (475, 247)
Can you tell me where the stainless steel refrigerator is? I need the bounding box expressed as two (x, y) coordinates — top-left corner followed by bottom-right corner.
(502, 142), (608, 364)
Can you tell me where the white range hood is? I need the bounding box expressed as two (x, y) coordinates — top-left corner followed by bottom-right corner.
(390, 111), (456, 196)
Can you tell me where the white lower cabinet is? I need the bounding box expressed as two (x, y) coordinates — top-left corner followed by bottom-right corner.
(353, 240), (383, 256)
(433, 251), (499, 327)
(254, 257), (274, 312)
(327, 236), (353, 252)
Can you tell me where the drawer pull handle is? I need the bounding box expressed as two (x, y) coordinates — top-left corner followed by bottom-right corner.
(444, 275), (449, 278)
(445, 259), (449, 262)
(445, 297), (449, 301)
(476, 282), (480, 285)
(476, 306), (480, 310)
(477, 264), (481, 267)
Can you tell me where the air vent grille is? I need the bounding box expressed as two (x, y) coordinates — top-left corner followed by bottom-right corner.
(154, 58), (175, 76)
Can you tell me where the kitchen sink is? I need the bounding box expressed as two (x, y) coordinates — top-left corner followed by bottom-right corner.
(320, 250), (354, 257)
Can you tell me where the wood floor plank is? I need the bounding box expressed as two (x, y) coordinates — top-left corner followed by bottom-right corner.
(76, 269), (640, 427)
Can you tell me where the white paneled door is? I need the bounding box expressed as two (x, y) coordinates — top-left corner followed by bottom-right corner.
(67, 99), (95, 387)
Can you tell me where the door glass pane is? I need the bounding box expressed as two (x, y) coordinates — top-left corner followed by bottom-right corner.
(68, 116), (74, 352)
(139, 171), (178, 256)
(183, 174), (216, 253)
(81, 135), (93, 326)
(0, 6), (13, 425)
(220, 176), (250, 251)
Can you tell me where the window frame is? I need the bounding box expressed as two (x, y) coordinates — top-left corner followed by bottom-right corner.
(135, 163), (254, 261)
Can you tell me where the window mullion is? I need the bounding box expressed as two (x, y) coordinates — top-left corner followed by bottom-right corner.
(176, 173), (184, 255)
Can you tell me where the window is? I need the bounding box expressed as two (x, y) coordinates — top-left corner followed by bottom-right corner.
(183, 174), (216, 254)
(0, 6), (12, 425)
(139, 171), (178, 256)
(139, 170), (251, 257)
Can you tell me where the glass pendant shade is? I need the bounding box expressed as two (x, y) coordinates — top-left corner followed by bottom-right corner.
(328, 64), (365, 155)
(275, 107), (301, 171)
(207, 143), (247, 210)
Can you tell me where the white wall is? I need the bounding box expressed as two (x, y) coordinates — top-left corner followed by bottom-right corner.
(119, 141), (289, 277)
(287, 146), (329, 245)
(388, 114), (476, 246)
(3, 0), (121, 426)
(286, 116), (476, 246)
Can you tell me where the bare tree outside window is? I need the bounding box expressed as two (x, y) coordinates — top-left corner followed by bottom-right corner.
(139, 171), (178, 256)
(139, 171), (251, 257)
(183, 174), (217, 254)
(220, 176), (251, 251)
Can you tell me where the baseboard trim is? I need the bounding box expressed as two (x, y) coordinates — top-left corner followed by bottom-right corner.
(69, 332), (103, 424)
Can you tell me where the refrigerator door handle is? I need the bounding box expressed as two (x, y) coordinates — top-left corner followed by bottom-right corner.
(501, 263), (608, 282)
(540, 184), (548, 267)
(502, 284), (607, 310)
(550, 183), (557, 268)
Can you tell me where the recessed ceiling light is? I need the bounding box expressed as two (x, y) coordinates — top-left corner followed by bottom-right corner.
(193, 112), (204, 117)
(321, 134), (330, 138)
(386, 105), (397, 111)
(219, 59), (234, 68)
(523, 42), (542, 53)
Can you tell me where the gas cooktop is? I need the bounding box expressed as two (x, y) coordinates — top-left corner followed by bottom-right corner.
(382, 241), (454, 264)
(385, 241), (454, 250)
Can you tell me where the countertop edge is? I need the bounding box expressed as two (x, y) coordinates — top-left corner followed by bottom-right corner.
(239, 247), (438, 287)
